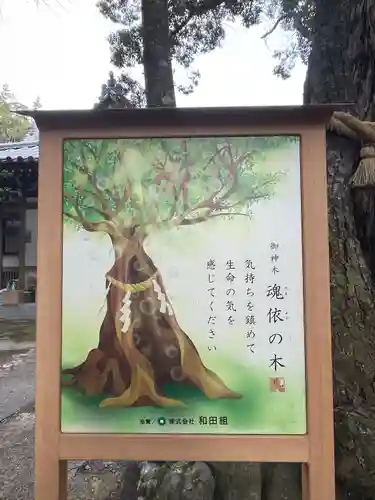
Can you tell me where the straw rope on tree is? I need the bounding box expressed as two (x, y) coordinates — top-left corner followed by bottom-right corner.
(329, 111), (375, 187)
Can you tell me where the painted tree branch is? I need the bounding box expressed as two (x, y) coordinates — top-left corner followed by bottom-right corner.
(113, 181), (132, 215)
(108, 147), (133, 214)
(78, 163), (115, 220)
(169, 184), (180, 219)
(179, 179), (276, 226)
(64, 211), (117, 235)
(70, 142), (118, 219)
(179, 147), (252, 225)
(152, 139), (193, 219)
(180, 211), (251, 225)
(177, 139), (190, 211)
(147, 141), (224, 226)
(64, 191), (118, 236)
(181, 144), (226, 215)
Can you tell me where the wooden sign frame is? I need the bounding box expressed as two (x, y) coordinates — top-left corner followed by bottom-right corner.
(30, 105), (336, 500)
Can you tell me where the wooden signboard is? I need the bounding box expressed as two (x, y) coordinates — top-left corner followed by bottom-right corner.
(30, 105), (336, 500)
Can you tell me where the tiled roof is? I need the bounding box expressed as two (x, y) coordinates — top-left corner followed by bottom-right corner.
(0, 141), (39, 163)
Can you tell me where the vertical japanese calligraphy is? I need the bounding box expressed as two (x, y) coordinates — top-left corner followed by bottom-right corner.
(244, 259), (256, 354)
(207, 259), (217, 351)
(225, 259), (237, 327)
(266, 242), (290, 392)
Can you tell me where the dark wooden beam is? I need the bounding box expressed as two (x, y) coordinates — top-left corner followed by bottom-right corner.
(18, 202), (26, 294)
(0, 208), (3, 288)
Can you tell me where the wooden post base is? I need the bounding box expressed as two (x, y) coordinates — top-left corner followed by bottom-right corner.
(35, 459), (67, 500)
(302, 463), (335, 500)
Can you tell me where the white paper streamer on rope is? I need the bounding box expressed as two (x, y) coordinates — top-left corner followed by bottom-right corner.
(152, 279), (174, 316)
(166, 303), (174, 316)
(120, 291), (132, 333)
(152, 279), (167, 313)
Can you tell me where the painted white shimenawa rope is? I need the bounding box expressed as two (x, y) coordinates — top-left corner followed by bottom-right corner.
(152, 279), (174, 316)
(152, 279), (167, 313)
(120, 291), (132, 333)
(113, 277), (174, 334)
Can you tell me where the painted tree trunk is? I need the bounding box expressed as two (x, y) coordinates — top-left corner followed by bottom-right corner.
(63, 234), (240, 408)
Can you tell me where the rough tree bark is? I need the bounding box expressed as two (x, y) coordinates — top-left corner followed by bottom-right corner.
(304, 1), (375, 498)
(63, 231), (240, 408)
(142, 0), (176, 107)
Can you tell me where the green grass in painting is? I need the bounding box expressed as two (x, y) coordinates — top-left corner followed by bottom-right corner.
(61, 361), (305, 435)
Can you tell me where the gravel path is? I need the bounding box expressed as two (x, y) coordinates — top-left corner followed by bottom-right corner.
(0, 304), (36, 321)
(0, 408), (122, 500)
(0, 348), (36, 422)
(0, 305), (36, 422)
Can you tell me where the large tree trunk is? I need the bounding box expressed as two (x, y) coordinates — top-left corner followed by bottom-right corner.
(141, 0), (176, 107)
(63, 233), (240, 408)
(304, 1), (375, 497)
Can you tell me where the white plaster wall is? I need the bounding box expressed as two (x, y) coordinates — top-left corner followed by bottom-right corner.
(2, 255), (19, 267)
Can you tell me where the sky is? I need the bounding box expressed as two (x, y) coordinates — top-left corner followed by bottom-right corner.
(0, 0), (306, 110)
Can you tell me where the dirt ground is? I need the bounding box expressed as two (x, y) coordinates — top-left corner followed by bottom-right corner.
(0, 404), (124, 500)
(0, 310), (36, 422)
(0, 318), (35, 340)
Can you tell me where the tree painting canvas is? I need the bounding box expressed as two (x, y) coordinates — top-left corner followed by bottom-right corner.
(61, 135), (306, 435)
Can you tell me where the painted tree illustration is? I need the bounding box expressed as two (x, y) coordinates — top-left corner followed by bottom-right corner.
(62, 136), (289, 409)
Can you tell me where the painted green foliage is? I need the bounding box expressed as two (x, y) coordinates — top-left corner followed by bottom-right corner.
(63, 136), (293, 230)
